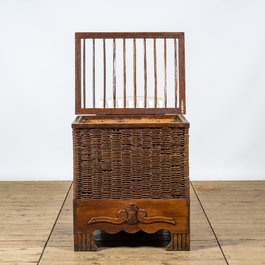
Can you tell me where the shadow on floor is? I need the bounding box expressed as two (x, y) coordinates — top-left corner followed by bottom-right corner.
(93, 229), (171, 248)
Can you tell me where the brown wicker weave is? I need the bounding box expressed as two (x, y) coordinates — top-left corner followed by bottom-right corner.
(73, 126), (189, 200)
(72, 32), (190, 252)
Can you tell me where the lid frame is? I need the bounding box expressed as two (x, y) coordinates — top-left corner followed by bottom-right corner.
(75, 32), (186, 115)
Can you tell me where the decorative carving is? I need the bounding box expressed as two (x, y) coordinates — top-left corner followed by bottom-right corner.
(126, 203), (138, 224)
(74, 233), (98, 251)
(137, 208), (175, 224)
(87, 203), (175, 225)
(166, 233), (190, 251)
(87, 209), (127, 225)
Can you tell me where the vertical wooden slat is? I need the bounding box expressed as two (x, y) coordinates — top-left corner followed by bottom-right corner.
(177, 234), (182, 251)
(154, 38), (157, 108)
(82, 234), (87, 251)
(133, 38), (136, 108)
(164, 38), (167, 108)
(186, 234), (190, 250)
(174, 38), (178, 109)
(103, 39), (106, 108)
(144, 38), (147, 108)
(113, 38), (116, 108)
(78, 234), (82, 251)
(74, 234), (78, 251)
(83, 39), (86, 108)
(179, 36), (186, 114)
(75, 37), (81, 113)
(93, 39), (95, 108)
(123, 38), (126, 108)
(172, 234), (176, 251)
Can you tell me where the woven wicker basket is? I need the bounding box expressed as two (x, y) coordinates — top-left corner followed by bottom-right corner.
(72, 32), (190, 251)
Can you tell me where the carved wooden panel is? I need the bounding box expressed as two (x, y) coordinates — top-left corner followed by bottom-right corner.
(74, 199), (189, 235)
(87, 203), (175, 225)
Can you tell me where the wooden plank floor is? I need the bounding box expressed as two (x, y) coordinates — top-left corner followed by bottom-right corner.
(192, 181), (265, 265)
(0, 181), (264, 265)
(0, 181), (72, 265)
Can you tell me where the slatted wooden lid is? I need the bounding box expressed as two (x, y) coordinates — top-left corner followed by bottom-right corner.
(75, 32), (186, 115)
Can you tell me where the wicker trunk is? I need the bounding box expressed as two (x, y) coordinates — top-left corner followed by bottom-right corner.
(72, 32), (190, 251)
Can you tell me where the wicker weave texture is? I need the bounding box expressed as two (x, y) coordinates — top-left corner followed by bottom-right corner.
(73, 127), (189, 200)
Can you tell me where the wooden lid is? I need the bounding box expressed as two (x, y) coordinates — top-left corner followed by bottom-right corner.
(75, 32), (186, 115)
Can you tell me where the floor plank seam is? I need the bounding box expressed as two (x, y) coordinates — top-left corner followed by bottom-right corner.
(191, 181), (229, 265)
(37, 181), (73, 264)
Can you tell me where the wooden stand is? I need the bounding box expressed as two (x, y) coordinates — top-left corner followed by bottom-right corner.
(74, 199), (190, 251)
(72, 32), (190, 251)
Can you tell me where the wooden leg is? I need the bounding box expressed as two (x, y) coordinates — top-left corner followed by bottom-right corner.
(74, 233), (98, 251)
(166, 233), (190, 251)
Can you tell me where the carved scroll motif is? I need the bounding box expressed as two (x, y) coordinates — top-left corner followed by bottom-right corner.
(87, 203), (175, 225)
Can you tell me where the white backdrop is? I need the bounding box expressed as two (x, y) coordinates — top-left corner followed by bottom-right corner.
(0, 0), (265, 181)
